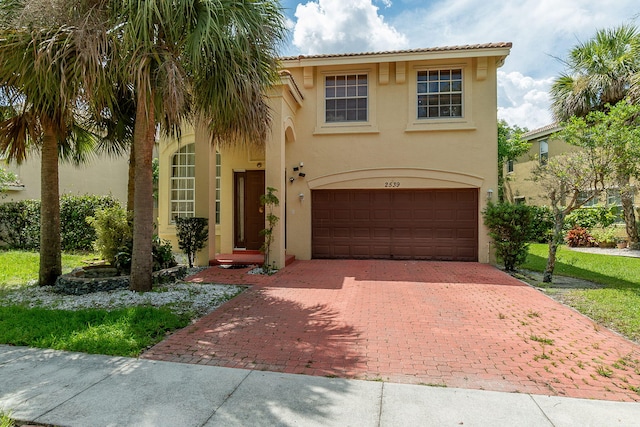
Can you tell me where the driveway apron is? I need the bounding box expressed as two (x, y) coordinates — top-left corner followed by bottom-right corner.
(142, 260), (640, 402)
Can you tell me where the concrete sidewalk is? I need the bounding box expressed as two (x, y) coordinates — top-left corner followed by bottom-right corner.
(1, 345), (639, 427)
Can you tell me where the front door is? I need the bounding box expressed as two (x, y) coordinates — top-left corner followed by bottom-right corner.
(234, 170), (265, 250)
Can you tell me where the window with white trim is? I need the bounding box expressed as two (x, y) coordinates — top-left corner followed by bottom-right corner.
(417, 69), (463, 119)
(325, 74), (368, 122)
(170, 144), (195, 221)
(539, 139), (549, 165)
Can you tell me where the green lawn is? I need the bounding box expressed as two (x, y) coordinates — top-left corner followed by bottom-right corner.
(522, 243), (640, 343)
(0, 305), (190, 357)
(0, 250), (97, 288)
(0, 251), (195, 356)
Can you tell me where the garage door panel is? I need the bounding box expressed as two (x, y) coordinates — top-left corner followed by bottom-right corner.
(372, 209), (391, 220)
(353, 209), (371, 220)
(353, 227), (371, 238)
(373, 228), (391, 238)
(333, 227), (350, 238)
(312, 189), (478, 261)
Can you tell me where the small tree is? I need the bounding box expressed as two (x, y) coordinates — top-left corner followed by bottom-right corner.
(560, 100), (640, 247)
(483, 202), (534, 271)
(498, 120), (530, 202)
(175, 217), (209, 268)
(260, 187), (279, 273)
(532, 150), (609, 282)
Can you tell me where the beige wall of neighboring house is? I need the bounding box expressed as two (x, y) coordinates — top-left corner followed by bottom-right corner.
(504, 123), (573, 205)
(2, 153), (129, 204)
(157, 43), (512, 267)
(506, 123), (636, 220)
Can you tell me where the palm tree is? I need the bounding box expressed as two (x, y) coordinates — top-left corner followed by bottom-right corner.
(108, 0), (286, 291)
(550, 25), (640, 120)
(0, 1), (111, 285)
(550, 24), (640, 247)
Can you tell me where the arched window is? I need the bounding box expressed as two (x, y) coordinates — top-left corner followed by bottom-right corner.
(170, 144), (195, 221)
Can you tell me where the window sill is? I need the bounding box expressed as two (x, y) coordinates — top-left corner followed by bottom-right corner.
(405, 119), (476, 132)
(314, 124), (380, 135)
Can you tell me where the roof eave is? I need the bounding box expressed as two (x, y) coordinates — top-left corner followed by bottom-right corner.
(280, 44), (512, 68)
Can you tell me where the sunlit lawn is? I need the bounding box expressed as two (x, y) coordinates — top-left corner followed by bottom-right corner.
(0, 250), (97, 288)
(0, 250), (191, 356)
(522, 243), (640, 343)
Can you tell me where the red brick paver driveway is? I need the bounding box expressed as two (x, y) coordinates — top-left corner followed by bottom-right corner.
(142, 260), (640, 402)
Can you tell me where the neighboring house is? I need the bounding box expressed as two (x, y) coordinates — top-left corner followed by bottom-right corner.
(505, 123), (631, 215)
(157, 43), (512, 267)
(1, 153), (129, 204)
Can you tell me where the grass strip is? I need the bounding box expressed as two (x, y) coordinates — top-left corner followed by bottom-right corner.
(0, 306), (190, 357)
(523, 243), (640, 342)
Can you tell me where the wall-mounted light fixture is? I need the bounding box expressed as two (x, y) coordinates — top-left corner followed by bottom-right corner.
(487, 189), (494, 200)
(299, 192), (305, 201)
(289, 177), (295, 183)
(298, 172), (306, 178)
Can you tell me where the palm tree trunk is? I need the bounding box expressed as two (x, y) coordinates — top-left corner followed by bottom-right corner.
(618, 175), (638, 247)
(129, 91), (155, 292)
(127, 141), (135, 213)
(39, 122), (62, 286)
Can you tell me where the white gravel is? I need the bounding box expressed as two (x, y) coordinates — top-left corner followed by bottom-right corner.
(0, 268), (245, 318)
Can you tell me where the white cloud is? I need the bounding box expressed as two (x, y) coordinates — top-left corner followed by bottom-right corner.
(497, 71), (554, 130)
(394, 0), (640, 79)
(292, 0), (408, 54)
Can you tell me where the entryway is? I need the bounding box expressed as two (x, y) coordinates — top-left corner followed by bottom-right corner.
(233, 170), (265, 250)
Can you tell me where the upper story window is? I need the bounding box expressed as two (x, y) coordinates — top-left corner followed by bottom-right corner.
(539, 139), (549, 165)
(417, 69), (463, 119)
(507, 159), (514, 173)
(325, 74), (368, 123)
(170, 144), (195, 221)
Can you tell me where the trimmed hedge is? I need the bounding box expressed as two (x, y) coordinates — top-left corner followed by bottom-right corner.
(0, 200), (40, 250)
(0, 194), (120, 251)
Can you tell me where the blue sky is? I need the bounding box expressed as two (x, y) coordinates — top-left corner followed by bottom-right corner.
(279, 0), (640, 130)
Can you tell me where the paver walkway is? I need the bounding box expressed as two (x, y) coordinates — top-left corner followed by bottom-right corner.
(142, 260), (640, 402)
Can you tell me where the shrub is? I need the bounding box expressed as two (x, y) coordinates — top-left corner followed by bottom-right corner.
(114, 235), (176, 274)
(564, 206), (617, 231)
(87, 206), (132, 263)
(590, 228), (618, 246)
(483, 202), (534, 271)
(0, 195), (119, 251)
(565, 226), (597, 247)
(60, 194), (120, 251)
(0, 200), (40, 250)
(528, 205), (554, 243)
(175, 217), (208, 268)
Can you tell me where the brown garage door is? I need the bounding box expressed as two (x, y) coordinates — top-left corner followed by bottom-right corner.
(312, 189), (478, 261)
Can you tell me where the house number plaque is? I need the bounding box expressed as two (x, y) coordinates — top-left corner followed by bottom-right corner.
(384, 181), (401, 188)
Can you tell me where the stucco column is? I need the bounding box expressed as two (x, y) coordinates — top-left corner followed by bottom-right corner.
(265, 101), (286, 269)
(194, 121), (217, 266)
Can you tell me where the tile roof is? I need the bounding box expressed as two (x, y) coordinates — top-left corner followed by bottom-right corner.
(522, 122), (561, 139)
(279, 42), (512, 61)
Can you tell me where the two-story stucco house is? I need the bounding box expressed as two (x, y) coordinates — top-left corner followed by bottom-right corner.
(505, 123), (632, 215)
(157, 43), (512, 268)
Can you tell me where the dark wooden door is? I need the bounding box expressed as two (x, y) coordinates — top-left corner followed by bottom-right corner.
(234, 170), (265, 250)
